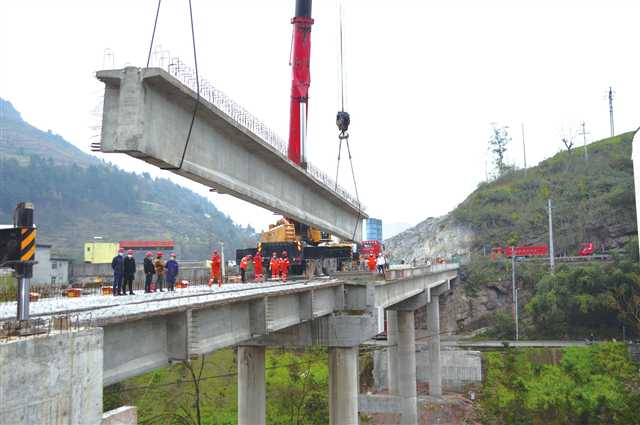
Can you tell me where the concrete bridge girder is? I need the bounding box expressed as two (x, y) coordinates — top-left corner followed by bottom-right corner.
(96, 67), (366, 241)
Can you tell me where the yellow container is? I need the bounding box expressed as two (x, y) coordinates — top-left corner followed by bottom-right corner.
(84, 242), (119, 264)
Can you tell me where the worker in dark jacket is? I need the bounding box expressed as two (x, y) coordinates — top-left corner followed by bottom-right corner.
(165, 252), (179, 292)
(111, 248), (125, 295)
(143, 251), (155, 293)
(123, 249), (136, 295)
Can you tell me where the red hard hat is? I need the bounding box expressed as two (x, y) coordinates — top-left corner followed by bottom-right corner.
(170, 252), (176, 257)
(127, 249), (134, 255)
(146, 251), (153, 257)
(157, 251), (163, 256)
(118, 248), (124, 253)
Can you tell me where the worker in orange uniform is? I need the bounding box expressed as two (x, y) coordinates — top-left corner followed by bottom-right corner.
(253, 252), (264, 282)
(239, 255), (251, 283)
(279, 250), (290, 283)
(209, 250), (222, 287)
(270, 252), (280, 280)
(367, 254), (376, 272)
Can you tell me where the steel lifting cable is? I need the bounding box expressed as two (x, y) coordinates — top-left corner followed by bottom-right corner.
(333, 0), (362, 241)
(145, 0), (200, 171)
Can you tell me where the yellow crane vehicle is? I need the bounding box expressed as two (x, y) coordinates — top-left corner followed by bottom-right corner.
(236, 218), (354, 276)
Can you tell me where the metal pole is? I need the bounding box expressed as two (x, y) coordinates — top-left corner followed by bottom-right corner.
(548, 199), (555, 273)
(17, 277), (29, 321)
(521, 123), (527, 175)
(580, 121), (589, 162)
(608, 87), (615, 137)
(219, 241), (225, 283)
(511, 247), (518, 341)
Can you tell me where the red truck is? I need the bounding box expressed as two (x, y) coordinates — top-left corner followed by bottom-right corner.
(578, 242), (594, 256)
(359, 240), (383, 258)
(492, 244), (549, 259)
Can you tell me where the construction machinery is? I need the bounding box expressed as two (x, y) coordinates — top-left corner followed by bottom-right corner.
(236, 0), (357, 276)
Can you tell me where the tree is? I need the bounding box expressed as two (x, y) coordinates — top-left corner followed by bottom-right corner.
(488, 125), (511, 177)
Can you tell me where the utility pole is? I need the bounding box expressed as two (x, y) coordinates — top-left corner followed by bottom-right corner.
(578, 121), (589, 162)
(608, 86), (615, 137)
(521, 123), (527, 176)
(511, 247), (519, 340)
(548, 199), (555, 273)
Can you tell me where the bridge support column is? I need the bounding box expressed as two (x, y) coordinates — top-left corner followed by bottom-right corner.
(238, 346), (265, 425)
(386, 310), (399, 394)
(329, 346), (359, 425)
(427, 294), (442, 396)
(397, 310), (418, 424)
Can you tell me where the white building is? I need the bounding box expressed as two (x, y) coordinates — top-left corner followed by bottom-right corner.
(32, 244), (70, 286)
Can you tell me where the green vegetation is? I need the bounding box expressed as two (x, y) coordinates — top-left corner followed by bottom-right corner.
(454, 132), (636, 255)
(460, 239), (640, 340)
(527, 244), (640, 339)
(0, 97), (257, 261)
(479, 343), (640, 425)
(105, 348), (331, 425)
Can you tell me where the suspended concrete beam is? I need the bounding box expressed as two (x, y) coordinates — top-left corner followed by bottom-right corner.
(96, 67), (366, 241)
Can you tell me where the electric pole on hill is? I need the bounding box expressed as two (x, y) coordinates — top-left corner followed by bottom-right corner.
(609, 86), (615, 137)
(521, 123), (527, 176)
(548, 199), (555, 273)
(578, 121), (589, 162)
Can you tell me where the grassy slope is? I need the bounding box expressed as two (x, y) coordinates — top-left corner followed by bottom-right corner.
(453, 132), (636, 255)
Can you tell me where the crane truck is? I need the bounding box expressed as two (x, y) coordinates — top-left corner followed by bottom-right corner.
(235, 0), (356, 276)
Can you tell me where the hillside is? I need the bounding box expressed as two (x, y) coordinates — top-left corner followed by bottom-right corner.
(386, 132), (637, 262)
(0, 97), (257, 261)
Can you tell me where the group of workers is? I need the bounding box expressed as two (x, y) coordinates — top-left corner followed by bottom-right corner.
(111, 249), (179, 295)
(235, 250), (290, 284)
(366, 253), (387, 274)
(111, 247), (293, 296)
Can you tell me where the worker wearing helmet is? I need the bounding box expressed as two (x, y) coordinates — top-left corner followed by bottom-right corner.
(123, 249), (136, 295)
(239, 255), (251, 283)
(270, 252), (280, 280)
(165, 253), (179, 292)
(209, 250), (222, 288)
(253, 251), (264, 282)
(279, 250), (290, 283)
(154, 252), (165, 292)
(143, 251), (155, 293)
(111, 248), (125, 296)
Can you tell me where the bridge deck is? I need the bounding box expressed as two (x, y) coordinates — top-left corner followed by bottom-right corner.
(0, 279), (341, 325)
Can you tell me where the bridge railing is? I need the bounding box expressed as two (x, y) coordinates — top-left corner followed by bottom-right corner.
(386, 263), (459, 280)
(161, 57), (365, 212)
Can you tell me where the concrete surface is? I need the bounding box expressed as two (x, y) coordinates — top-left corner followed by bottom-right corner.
(238, 346), (265, 425)
(96, 67), (365, 241)
(102, 406), (137, 425)
(0, 329), (103, 425)
(397, 310), (418, 424)
(329, 346), (359, 425)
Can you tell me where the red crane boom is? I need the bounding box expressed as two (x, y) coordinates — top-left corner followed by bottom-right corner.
(288, 0), (314, 166)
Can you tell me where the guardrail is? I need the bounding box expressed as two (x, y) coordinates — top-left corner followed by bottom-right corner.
(386, 263), (459, 280)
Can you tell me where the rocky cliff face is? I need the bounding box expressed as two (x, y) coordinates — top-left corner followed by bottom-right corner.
(384, 214), (475, 264)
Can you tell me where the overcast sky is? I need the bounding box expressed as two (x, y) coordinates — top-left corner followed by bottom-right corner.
(1, 0), (639, 235)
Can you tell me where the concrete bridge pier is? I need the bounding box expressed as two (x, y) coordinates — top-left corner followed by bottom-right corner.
(237, 345), (266, 425)
(386, 310), (399, 395)
(427, 294), (442, 396)
(397, 310), (418, 424)
(329, 346), (359, 425)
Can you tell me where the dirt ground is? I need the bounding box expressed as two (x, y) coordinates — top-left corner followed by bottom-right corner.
(363, 393), (482, 425)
